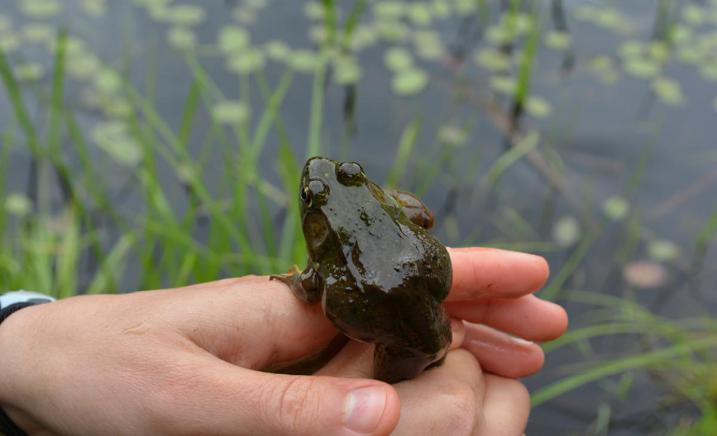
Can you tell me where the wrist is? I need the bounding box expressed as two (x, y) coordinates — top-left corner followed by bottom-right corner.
(0, 292), (56, 434)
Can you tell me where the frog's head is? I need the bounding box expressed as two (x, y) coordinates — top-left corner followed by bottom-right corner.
(299, 157), (368, 259)
(300, 157), (367, 210)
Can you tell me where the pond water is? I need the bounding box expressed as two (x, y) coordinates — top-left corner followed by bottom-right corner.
(2, 0), (717, 433)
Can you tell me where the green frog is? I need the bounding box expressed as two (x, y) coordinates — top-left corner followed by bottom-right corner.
(272, 157), (452, 383)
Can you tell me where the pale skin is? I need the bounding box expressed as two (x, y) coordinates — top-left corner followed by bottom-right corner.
(0, 247), (567, 435)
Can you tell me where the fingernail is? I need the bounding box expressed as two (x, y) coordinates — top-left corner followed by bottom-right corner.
(343, 385), (387, 434)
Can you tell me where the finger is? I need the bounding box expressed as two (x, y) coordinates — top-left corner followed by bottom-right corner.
(447, 247), (549, 302)
(393, 349), (483, 435)
(477, 375), (530, 436)
(445, 295), (569, 341)
(157, 353), (401, 436)
(165, 276), (338, 369)
(461, 322), (545, 378)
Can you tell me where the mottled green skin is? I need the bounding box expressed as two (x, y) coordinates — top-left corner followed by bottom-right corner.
(273, 157), (452, 383)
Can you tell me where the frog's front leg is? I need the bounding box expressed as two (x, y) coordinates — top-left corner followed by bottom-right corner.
(270, 265), (323, 304)
(386, 189), (434, 230)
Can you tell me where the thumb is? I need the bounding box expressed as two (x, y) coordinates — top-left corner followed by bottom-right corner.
(169, 358), (400, 436)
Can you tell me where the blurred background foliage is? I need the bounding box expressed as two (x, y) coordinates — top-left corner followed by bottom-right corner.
(1, 0), (717, 434)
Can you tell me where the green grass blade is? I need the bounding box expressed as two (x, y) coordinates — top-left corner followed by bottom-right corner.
(532, 336), (717, 407)
(387, 117), (422, 188)
(0, 48), (42, 155)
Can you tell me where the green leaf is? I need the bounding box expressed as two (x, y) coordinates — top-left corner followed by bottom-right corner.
(552, 215), (581, 247)
(226, 49), (265, 74)
(14, 62), (44, 82)
(474, 48), (511, 72)
(407, 3), (432, 26)
(167, 26), (196, 51)
(264, 40), (289, 61)
(525, 96), (552, 118)
(288, 50), (318, 73)
(22, 23), (53, 43)
(413, 30), (443, 60)
(544, 31), (571, 50)
(603, 195), (630, 221)
(374, 1), (404, 20)
(384, 47), (413, 71)
(489, 76), (516, 95)
(392, 68), (428, 95)
(648, 240), (679, 262)
(94, 68), (122, 95)
(651, 77), (685, 106)
(169, 4), (206, 26)
(212, 100), (249, 124)
(91, 121), (142, 166)
(20, 0), (62, 17)
(623, 58), (660, 78)
(5, 194), (32, 216)
(219, 26), (250, 53)
(334, 56), (362, 85)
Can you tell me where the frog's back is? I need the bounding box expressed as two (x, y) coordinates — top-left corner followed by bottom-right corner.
(325, 186), (451, 301)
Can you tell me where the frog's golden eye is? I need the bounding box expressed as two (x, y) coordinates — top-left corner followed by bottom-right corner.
(337, 162), (363, 185)
(300, 187), (311, 205)
(303, 180), (328, 207)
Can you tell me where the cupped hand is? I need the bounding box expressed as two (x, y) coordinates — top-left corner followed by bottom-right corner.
(0, 247), (566, 435)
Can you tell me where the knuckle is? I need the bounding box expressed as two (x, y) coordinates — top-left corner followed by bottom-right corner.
(270, 377), (321, 434)
(431, 382), (477, 436)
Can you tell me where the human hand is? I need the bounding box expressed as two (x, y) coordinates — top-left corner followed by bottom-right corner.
(0, 247), (565, 435)
(316, 247), (567, 434)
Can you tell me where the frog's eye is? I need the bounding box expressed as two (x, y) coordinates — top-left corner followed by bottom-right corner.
(337, 162), (363, 185)
(300, 187), (311, 205)
(302, 180), (328, 207)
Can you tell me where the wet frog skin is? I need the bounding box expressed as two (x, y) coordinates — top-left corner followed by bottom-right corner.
(272, 157), (452, 384)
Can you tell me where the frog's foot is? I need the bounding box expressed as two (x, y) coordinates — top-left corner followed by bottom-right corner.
(269, 264), (301, 286)
(373, 343), (434, 384)
(270, 265), (323, 305)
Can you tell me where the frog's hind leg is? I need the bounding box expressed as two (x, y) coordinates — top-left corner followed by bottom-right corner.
(373, 343), (430, 384)
(385, 189), (434, 229)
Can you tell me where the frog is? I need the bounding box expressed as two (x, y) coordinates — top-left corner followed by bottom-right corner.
(271, 157), (452, 384)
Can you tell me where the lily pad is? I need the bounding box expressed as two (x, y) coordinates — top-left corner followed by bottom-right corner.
(489, 76), (516, 95)
(648, 240), (679, 262)
(525, 96), (552, 119)
(219, 26), (250, 53)
(167, 26), (196, 51)
(169, 5), (206, 26)
(603, 195), (630, 221)
(92, 121), (142, 166)
(82, 0), (107, 16)
(264, 40), (289, 61)
(226, 49), (265, 74)
(652, 77), (685, 106)
(20, 0), (62, 18)
(22, 23), (53, 43)
(288, 50), (318, 73)
(544, 31), (571, 50)
(15, 62), (45, 82)
(392, 68), (428, 95)
(212, 100), (249, 124)
(552, 215), (581, 247)
(384, 47), (413, 71)
(5, 194), (32, 216)
(334, 57), (362, 85)
(475, 48), (510, 72)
